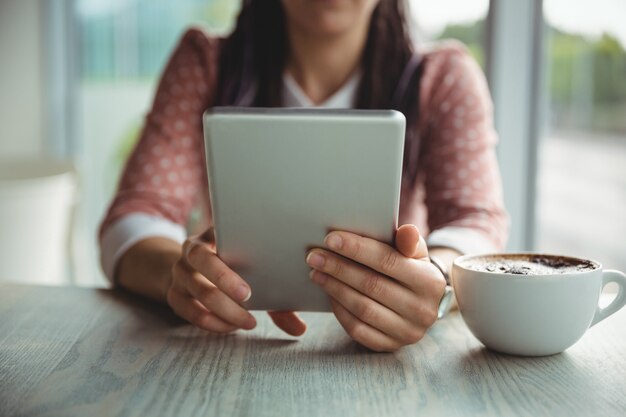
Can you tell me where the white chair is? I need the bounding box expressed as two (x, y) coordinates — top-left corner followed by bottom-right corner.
(0, 158), (75, 285)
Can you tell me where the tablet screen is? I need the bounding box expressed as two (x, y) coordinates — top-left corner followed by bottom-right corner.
(204, 108), (405, 311)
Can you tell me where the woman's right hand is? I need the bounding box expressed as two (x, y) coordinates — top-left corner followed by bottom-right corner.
(166, 229), (307, 336)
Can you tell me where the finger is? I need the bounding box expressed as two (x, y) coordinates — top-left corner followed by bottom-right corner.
(323, 230), (423, 287)
(166, 287), (239, 333)
(174, 261), (257, 330)
(311, 270), (423, 345)
(183, 237), (252, 303)
(395, 224), (429, 260)
(306, 249), (427, 321)
(309, 245), (441, 294)
(330, 299), (401, 352)
(268, 311), (307, 336)
(395, 224), (420, 258)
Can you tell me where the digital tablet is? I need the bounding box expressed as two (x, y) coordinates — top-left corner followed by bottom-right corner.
(203, 107), (405, 312)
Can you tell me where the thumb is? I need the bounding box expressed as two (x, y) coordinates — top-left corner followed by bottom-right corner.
(268, 311), (307, 336)
(395, 224), (429, 260)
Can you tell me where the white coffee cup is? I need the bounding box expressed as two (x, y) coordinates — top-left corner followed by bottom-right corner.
(451, 253), (626, 356)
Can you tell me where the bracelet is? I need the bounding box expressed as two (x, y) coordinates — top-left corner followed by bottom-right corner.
(429, 255), (450, 285)
(430, 255), (454, 319)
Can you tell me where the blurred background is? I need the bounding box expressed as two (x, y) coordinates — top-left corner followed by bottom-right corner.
(0, 0), (624, 287)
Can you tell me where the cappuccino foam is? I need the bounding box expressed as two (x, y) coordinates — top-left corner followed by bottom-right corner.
(463, 254), (598, 275)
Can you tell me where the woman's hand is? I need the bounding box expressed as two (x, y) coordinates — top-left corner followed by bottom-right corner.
(167, 229), (307, 336)
(306, 224), (446, 352)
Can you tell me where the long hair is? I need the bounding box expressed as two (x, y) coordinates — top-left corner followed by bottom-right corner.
(215, 0), (423, 184)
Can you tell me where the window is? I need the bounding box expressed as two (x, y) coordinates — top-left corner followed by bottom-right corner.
(68, 0), (623, 286)
(536, 0), (626, 271)
(410, 0), (489, 67)
(73, 0), (240, 285)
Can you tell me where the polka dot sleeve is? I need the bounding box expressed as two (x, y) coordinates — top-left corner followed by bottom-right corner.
(98, 28), (218, 280)
(417, 42), (509, 250)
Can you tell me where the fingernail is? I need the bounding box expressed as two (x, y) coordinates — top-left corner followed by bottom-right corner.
(325, 234), (342, 250)
(244, 315), (257, 329)
(309, 269), (328, 285)
(236, 285), (251, 302)
(306, 252), (325, 268)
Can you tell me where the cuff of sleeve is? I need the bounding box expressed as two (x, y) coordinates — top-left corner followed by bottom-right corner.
(426, 226), (497, 255)
(100, 213), (187, 283)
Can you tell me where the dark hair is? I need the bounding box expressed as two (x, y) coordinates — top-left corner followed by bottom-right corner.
(216, 0), (423, 184)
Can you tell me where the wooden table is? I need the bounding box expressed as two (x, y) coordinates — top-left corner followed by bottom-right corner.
(1, 283), (625, 417)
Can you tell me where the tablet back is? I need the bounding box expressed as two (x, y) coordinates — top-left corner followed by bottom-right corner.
(203, 108), (405, 311)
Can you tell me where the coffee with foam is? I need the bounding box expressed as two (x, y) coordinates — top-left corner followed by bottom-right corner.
(460, 254), (598, 276)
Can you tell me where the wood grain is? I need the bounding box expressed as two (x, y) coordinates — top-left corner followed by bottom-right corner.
(1, 283), (625, 417)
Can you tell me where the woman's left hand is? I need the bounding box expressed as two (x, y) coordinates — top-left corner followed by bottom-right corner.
(305, 224), (446, 352)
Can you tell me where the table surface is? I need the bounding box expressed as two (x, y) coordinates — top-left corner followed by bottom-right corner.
(1, 283), (625, 417)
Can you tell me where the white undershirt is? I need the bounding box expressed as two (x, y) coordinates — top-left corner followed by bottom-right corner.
(100, 73), (495, 282)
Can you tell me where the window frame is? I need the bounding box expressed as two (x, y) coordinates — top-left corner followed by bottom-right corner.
(44, 0), (79, 159)
(485, 0), (545, 251)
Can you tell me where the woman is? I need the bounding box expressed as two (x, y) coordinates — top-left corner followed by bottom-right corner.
(100, 0), (508, 352)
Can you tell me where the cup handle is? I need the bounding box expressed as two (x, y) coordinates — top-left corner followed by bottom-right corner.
(590, 270), (626, 327)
